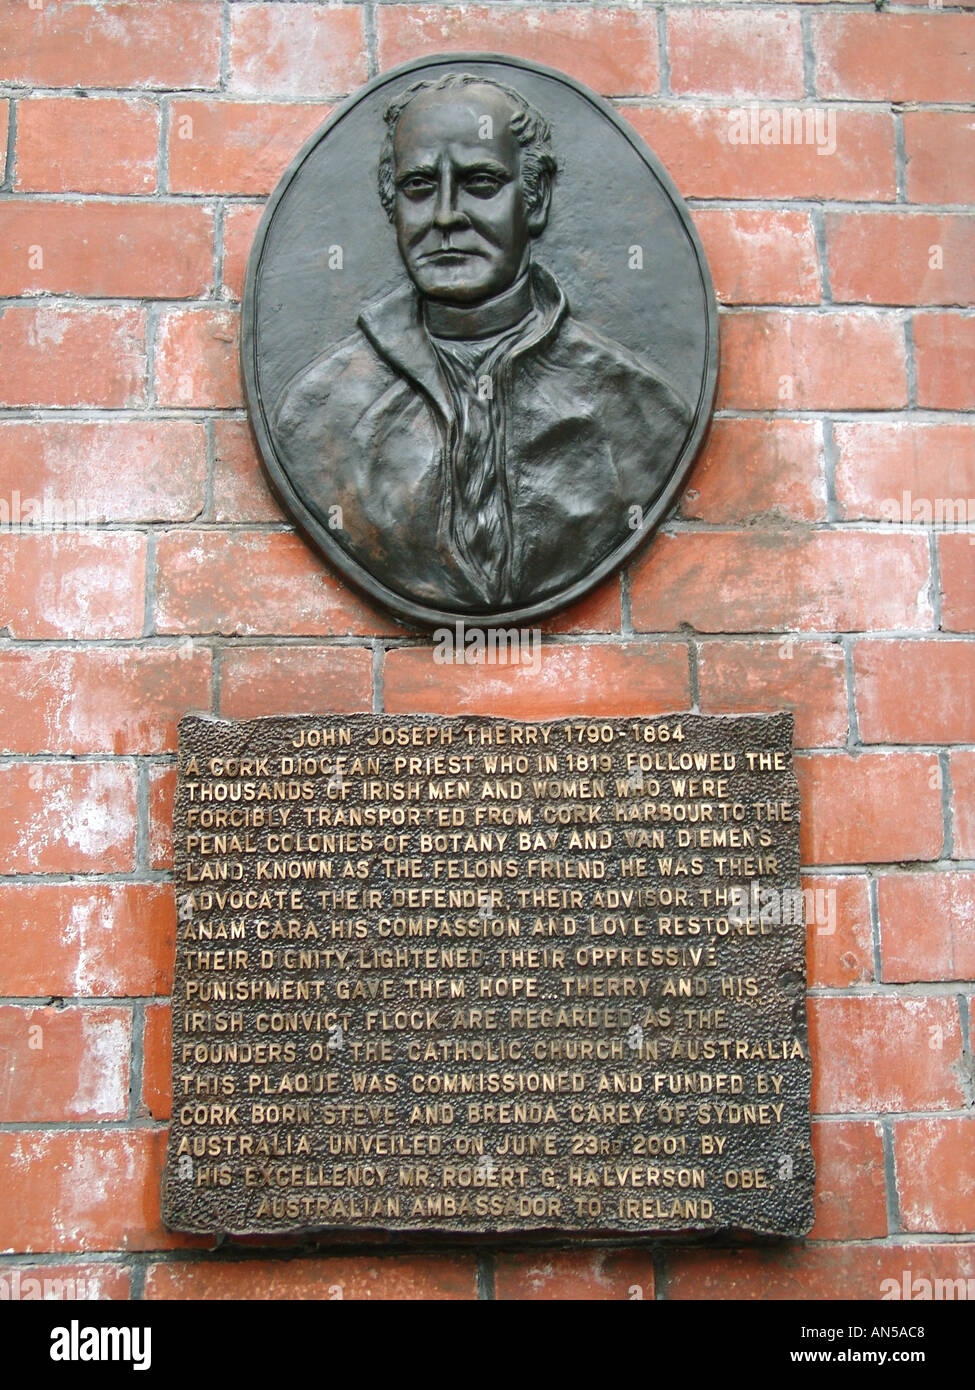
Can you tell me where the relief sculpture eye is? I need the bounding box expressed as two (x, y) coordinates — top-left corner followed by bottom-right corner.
(464, 174), (504, 197)
(400, 176), (436, 200)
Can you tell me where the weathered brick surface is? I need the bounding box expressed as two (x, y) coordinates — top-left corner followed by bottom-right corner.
(495, 1249), (654, 1301)
(664, 1243), (975, 1301)
(168, 102), (332, 196)
(0, 421), (207, 523)
(0, 646), (213, 755)
(878, 872), (975, 983)
(0, 532), (146, 639)
(717, 311), (908, 410)
(377, 7), (660, 95)
(383, 643), (691, 718)
(0, 305), (147, 408)
(813, 13), (975, 103)
(807, 1120), (887, 1242)
(0, 1005), (130, 1122)
(228, 3), (368, 98)
(809, 996), (964, 1114)
(854, 641), (975, 745)
(803, 875), (874, 990)
(914, 313), (975, 411)
(834, 422), (975, 522)
(622, 106), (897, 202)
(0, 3), (222, 90)
(0, 0), (971, 1304)
(796, 753), (944, 865)
(679, 419), (826, 523)
(894, 1118), (975, 1233)
(631, 532), (932, 634)
(0, 203), (213, 299)
(16, 97), (160, 195)
(0, 883), (175, 998)
(145, 1254), (478, 1300)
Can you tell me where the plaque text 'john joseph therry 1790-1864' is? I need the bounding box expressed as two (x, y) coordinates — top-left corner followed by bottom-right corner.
(163, 713), (813, 1238)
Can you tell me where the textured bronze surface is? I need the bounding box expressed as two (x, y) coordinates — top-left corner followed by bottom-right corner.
(242, 54), (718, 629)
(163, 713), (813, 1238)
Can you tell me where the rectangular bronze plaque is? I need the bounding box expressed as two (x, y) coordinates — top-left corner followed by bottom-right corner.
(163, 712), (813, 1237)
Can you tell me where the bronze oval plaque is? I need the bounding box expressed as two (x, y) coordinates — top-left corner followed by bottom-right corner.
(243, 54), (718, 629)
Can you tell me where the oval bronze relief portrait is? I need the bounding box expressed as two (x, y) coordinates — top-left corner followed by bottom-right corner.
(243, 54), (718, 629)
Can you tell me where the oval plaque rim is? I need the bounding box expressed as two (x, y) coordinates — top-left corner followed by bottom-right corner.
(242, 51), (719, 631)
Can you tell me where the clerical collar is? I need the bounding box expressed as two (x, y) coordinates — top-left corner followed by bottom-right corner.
(423, 271), (534, 341)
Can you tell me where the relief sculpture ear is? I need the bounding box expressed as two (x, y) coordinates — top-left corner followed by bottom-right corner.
(526, 174), (553, 237)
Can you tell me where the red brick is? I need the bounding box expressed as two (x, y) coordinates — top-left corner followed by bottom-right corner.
(668, 9), (804, 99)
(384, 643), (690, 718)
(0, 1129), (197, 1253)
(681, 419), (825, 525)
(0, 882), (175, 998)
(149, 765), (177, 871)
(952, 751), (975, 858)
(717, 311), (907, 410)
(904, 111), (975, 206)
(810, 995), (963, 1113)
(0, 1264), (130, 1301)
(155, 530), (396, 638)
(814, 14), (975, 103)
(220, 646), (374, 720)
(835, 421), (975, 523)
(142, 1004), (171, 1122)
(169, 102), (331, 196)
(0, 421), (205, 525)
(222, 204), (264, 303)
(0, 203), (212, 299)
(540, 577), (622, 636)
(895, 1118), (975, 1233)
(154, 309), (241, 409)
(879, 873), (975, 983)
(0, 646), (213, 756)
(495, 1249), (654, 1301)
(828, 212), (975, 307)
(0, 304), (146, 409)
(855, 640), (975, 745)
(229, 3), (368, 97)
(631, 531), (932, 634)
(379, 7), (658, 96)
(16, 97), (158, 195)
(0, 1005), (129, 1122)
(808, 1120), (887, 1241)
(665, 1242), (975, 1301)
(0, 532), (145, 639)
(0, 762), (137, 874)
(692, 209), (820, 306)
(145, 1254), (477, 1299)
(698, 638), (847, 747)
(622, 106), (896, 202)
(914, 313), (975, 411)
(940, 535), (975, 634)
(797, 752), (944, 865)
(0, 2), (221, 89)
(804, 874), (874, 990)
(213, 418), (279, 523)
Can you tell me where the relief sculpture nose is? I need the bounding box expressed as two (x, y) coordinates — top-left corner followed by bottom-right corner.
(433, 168), (467, 231)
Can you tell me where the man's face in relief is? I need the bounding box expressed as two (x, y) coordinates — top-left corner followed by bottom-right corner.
(391, 85), (542, 306)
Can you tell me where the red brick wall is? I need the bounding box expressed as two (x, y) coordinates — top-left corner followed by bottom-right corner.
(0, 0), (973, 1302)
